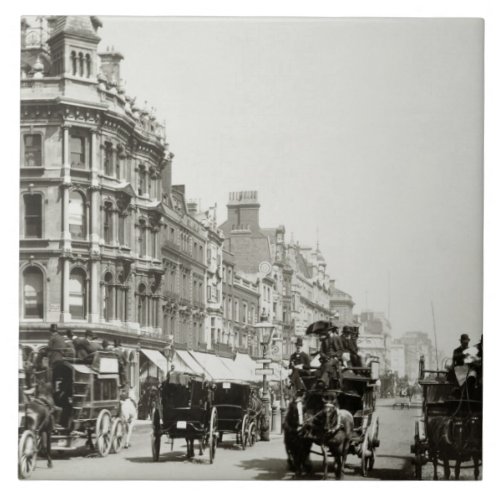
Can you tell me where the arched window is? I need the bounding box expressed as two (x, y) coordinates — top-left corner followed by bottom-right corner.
(24, 193), (42, 238)
(71, 51), (77, 75)
(85, 54), (91, 78)
(103, 202), (113, 244)
(103, 272), (114, 321)
(23, 266), (43, 319)
(78, 52), (84, 77)
(69, 268), (86, 319)
(69, 191), (86, 239)
(150, 228), (157, 259)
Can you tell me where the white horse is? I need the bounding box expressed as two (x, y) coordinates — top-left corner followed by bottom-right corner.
(120, 392), (138, 449)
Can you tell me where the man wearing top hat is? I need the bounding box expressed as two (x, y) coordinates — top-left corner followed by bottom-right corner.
(288, 337), (310, 393)
(452, 334), (471, 367)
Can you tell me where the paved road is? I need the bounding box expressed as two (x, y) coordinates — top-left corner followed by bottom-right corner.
(28, 399), (480, 480)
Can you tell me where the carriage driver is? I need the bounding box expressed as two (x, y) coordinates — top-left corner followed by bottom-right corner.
(288, 337), (311, 394)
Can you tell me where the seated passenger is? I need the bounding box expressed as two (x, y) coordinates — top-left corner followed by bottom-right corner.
(316, 326), (343, 389)
(288, 337), (310, 393)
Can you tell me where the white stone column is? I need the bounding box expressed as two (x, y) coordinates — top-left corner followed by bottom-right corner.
(89, 258), (100, 323)
(60, 257), (71, 322)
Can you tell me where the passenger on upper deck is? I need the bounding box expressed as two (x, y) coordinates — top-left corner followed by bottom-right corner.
(288, 337), (310, 393)
(452, 334), (470, 367)
(47, 324), (66, 367)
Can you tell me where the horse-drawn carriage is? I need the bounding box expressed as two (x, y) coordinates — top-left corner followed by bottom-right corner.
(151, 371), (218, 463)
(18, 357), (39, 478)
(411, 357), (482, 480)
(284, 322), (381, 480)
(213, 379), (261, 449)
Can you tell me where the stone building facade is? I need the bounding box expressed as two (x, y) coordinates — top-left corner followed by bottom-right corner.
(19, 16), (206, 399)
(329, 280), (355, 324)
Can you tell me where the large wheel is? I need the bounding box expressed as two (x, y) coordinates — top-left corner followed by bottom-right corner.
(151, 432), (161, 462)
(110, 418), (125, 454)
(209, 407), (218, 464)
(240, 414), (248, 450)
(19, 430), (37, 479)
(95, 409), (113, 457)
(361, 432), (370, 477)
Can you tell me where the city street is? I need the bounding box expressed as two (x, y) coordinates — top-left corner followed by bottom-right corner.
(28, 399), (479, 481)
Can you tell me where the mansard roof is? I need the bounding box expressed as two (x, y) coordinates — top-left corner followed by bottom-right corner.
(48, 16), (101, 42)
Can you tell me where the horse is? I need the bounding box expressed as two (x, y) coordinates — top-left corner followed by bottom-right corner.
(23, 386), (55, 470)
(320, 403), (354, 479)
(120, 391), (138, 449)
(427, 415), (481, 480)
(283, 399), (313, 477)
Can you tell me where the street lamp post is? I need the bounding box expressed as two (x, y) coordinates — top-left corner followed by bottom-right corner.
(255, 317), (276, 442)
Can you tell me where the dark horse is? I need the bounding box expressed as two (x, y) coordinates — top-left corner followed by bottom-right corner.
(23, 386), (55, 470)
(283, 399), (313, 477)
(284, 395), (354, 479)
(427, 415), (481, 480)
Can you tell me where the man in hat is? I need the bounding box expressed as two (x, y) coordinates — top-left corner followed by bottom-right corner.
(316, 325), (343, 388)
(452, 334), (470, 367)
(288, 337), (310, 393)
(47, 323), (66, 367)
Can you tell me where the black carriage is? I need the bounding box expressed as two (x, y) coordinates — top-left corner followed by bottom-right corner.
(337, 364), (380, 477)
(212, 380), (260, 449)
(151, 371), (218, 463)
(284, 321), (381, 479)
(49, 350), (125, 456)
(411, 358), (482, 480)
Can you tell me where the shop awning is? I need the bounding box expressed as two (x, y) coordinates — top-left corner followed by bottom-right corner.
(173, 350), (203, 375)
(219, 356), (254, 383)
(232, 353), (260, 383)
(140, 348), (168, 374)
(188, 351), (235, 380)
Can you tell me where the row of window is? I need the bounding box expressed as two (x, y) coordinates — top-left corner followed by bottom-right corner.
(22, 132), (161, 198)
(70, 51), (92, 78)
(221, 294), (257, 325)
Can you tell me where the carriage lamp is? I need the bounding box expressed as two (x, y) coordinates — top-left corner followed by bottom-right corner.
(255, 319), (276, 441)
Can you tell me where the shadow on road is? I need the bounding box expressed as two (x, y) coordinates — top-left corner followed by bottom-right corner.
(126, 451), (212, 465)
(236, 457), (292, 480)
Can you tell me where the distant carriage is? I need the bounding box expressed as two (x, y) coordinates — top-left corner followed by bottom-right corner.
(411, 358), (482, 480)
(151, 371), (218, 463)
(212, 380), (262, 449)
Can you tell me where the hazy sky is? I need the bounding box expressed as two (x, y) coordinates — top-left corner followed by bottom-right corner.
(99, 17), (483, 353)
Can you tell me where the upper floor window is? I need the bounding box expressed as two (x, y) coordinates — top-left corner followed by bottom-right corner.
(103, 203), (113, 244)
(24, 193), (42, 238)
(104, 142), (113, 176)
(139, 220), (147, 257)
(23, 134), (42, 166)
(70, 131), (87, 168)
(118, 214), (126, 246)
(138, 168), (146, 196)
(69, 268), (87, 319)
(23, 266), (43, 319)
(71, 51), (77, 75)
(69, 191), (86, 239)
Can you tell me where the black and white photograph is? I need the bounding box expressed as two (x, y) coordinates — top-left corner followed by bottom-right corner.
(16, 13), (485, 481)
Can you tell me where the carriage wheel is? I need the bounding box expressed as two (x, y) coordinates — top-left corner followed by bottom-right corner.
(209, 407), (218, 464)
(361, 433), (370, 477)
(19, 430), (37, 479)
(110, 418), (125, 454)
(95, 409), (113, 457)
(246, 422), (256, 447)
(151, 432), (161, 462)
(241, 414), (248, 450)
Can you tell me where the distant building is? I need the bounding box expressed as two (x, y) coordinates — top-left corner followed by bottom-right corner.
(393, 331), (436, 382)
(390, 341), (406, 378)
(329, 280), (355, 324)
(356, 311), (392, 374)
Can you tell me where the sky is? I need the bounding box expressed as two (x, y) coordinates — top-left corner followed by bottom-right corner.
(99, 17), (483, 354)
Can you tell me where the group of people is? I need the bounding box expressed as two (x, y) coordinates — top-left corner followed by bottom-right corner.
(288, 323), (365, 393)
(449, 333), (482, 398)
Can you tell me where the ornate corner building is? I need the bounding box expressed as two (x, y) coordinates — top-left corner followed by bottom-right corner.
(19, 16), (208, 398)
